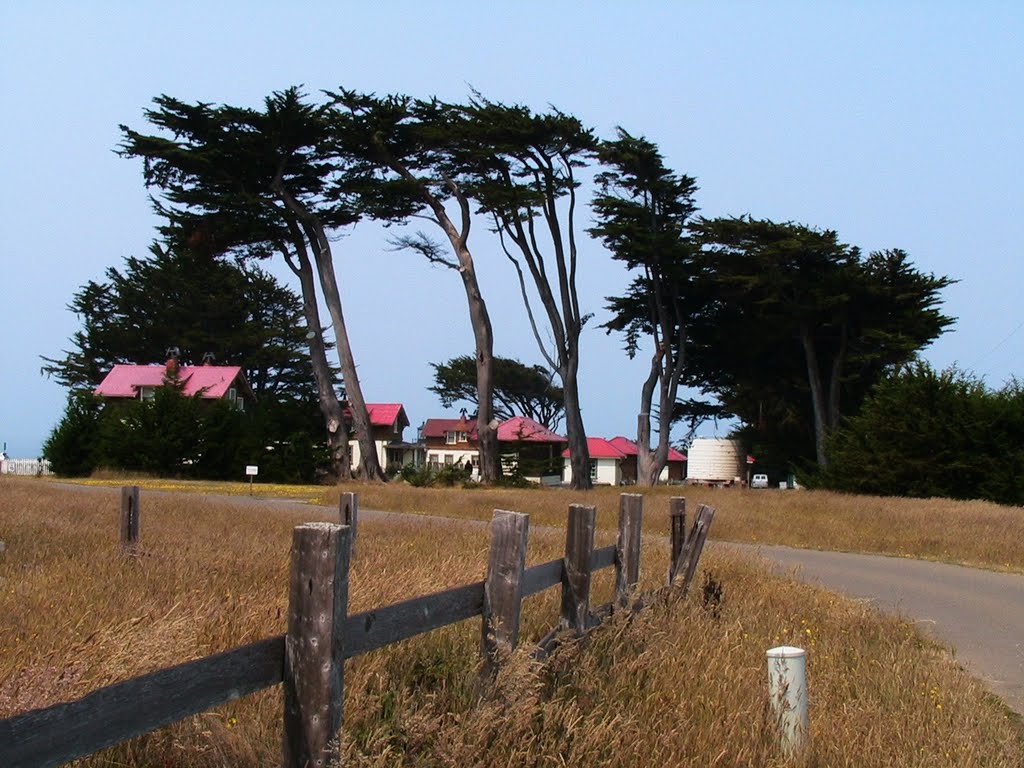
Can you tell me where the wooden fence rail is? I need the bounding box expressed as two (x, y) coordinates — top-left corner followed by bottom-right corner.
(0, 492), (714, 768)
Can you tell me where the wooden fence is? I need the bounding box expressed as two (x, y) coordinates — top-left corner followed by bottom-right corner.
(0, 490), (715, 768)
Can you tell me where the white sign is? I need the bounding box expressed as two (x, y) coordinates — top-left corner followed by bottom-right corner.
(246, 465), (259, 476)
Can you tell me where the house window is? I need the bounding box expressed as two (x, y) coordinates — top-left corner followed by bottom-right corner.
(589, 460), (598, 481)
(139, 386), (156, 401)
(445, 431), (457, 445)
(457, 431), (468, 443)
(445, 454), (454, 465)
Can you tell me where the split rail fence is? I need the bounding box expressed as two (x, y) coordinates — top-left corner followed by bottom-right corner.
(0, 490), (715, 768)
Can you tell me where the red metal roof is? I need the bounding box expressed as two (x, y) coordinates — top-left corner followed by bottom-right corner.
(608, 436), (639, 456)
(422, 417), (478, 439)
(562, 437), (628, 459)
(366, 403), (409, 429)
(95, 364), (245, 400)
(422, 415), (564, 444)
(495, 416), (566, 443)
(608, 436), (686, 462)
(563, 436), (687, 462)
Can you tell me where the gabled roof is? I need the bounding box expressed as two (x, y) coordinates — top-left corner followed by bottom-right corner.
(422, 417), (478, 439)
(366, 403), (409, 430)
(563, 437), (628, 460)
(563, 436), (688, 462)
(496, 416), (566, 443)
(95, 364), (247, 400)
(608, 436), (687, 462)
(608, 436), (639, 456)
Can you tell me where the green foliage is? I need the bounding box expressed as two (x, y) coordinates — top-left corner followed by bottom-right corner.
(42, 392), (104, 476)
(43, 385), (326, 482)
(686, 217), (955, 469)
(42, 241), (329, 481)
(429, 355), (565, 431)
(41, 243), (318, 402)
(396, 462), (475, 488)
(818, 362), (1024, 505)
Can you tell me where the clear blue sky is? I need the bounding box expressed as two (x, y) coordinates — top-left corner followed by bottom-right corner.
(2, 2), (1021, 458)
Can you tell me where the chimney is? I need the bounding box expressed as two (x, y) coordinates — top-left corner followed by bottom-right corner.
(165, 346), (180, 376)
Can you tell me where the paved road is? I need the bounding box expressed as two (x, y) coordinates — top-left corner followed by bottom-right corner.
(719, 542), (1024, 716)
(44, 483), (1024, 715)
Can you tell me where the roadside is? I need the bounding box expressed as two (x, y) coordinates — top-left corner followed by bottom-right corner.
(40, 479), (1024, 716)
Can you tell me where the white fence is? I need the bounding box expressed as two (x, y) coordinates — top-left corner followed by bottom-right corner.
(0, 458), (53, 476)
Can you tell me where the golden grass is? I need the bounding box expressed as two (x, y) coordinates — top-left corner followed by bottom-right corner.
(51, 475), (1024, 572)
(3, 476), (1022, 766)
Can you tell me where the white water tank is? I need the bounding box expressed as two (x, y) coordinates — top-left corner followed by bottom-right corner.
(686, 438), (743, 483)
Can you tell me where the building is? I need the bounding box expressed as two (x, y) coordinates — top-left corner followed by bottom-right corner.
(94, 358), (253, 410)
(420, 414), (566, 482)
(563, 436), (688, 485)
(348, 403), (415, 470)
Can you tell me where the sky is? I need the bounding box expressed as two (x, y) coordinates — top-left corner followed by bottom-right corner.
(1, 2), (1022, 459)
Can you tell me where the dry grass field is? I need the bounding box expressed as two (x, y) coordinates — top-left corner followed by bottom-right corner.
(2, 476), (1022, 766)
(63, 475), (1024, 572)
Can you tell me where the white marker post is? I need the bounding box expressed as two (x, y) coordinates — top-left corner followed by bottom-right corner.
(767, 645), (809, 757)
(246, 464), (259, 495)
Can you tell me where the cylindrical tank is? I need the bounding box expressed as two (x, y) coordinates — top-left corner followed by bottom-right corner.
(685, 438), (743, 483)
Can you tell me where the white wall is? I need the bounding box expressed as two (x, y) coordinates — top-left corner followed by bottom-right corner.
(563, 457), (621, 486)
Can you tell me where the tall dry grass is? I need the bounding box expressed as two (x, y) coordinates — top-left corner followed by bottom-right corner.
(329, 482), (1024, 573)
(61, 476), (1024, 572)
(3, 477), (1021, 766)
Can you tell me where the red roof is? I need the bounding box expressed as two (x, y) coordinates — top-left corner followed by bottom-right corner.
(495, 416), (566, 443)
(422, 417), (478, 439)
(563, 437), (628, 459)
(565, 436), (687, 462)
(422, 415), (565, 444)
(95, 364), (246, 400)
(608, 436), (639, 456)
(366, 403), (409, 429)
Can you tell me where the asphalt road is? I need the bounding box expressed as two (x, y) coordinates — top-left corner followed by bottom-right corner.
(720, 542), (1024, 716)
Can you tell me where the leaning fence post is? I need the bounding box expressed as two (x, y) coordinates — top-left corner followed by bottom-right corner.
(339, 492), (358, 553)
(667, 496), (686, 584)
(120, 486), (140, 549)
(481, 510), (529, 675)
(283, 522), (350, 768)
(615, 494), (643, 609)
(767, 645), (809, 757)
(677, 504), (716, 595)
(560, 504), (596, 635)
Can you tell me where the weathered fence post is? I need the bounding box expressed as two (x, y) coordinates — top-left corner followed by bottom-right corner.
(120, 485), (140, 549)
(283, 522), (350, 768)
(339, 492), (358, 553)
(667, 496), (686, 584)
(675, 504), (716, 595)
(615, 494), (643, 609)
(481, 510), (529, 675)
(561, 504), (596, 635)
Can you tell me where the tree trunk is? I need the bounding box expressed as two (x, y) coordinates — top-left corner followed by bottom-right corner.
(451, 246), (499, 484)
(307, 220), (385, 481)
(826, 323), (849, 432)
(379, 146), (502, 485)
(275, 183), (384, 482)
(282, 234), (350, 480)
(635, 351), (661, 487)
(563, 363), (592, 490)
(800, 325), (829, 468)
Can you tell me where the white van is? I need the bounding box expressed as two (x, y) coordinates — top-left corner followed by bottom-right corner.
(751, 473), (769, 489)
